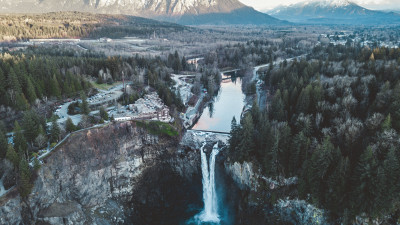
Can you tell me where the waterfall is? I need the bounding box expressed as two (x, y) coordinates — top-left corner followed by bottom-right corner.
(0, 175), (6, 197)
(197, 142), (221, 223)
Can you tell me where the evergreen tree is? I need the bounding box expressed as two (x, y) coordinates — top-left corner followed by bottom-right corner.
(276, 123), (292, 175)
(18, 158), (32, 198)
(0, 68), (6, 104)
(99, 106), (109, 121)
(250, 101), (260, 126)
(229, 116), (240, 159)
(49, 74), (61, 98)
(25, 78), (37, 103)
(289, 132), (310, 175)
(13, 121), (28, 158)
(382, 113), (392, 131)
(50, 119), (60, 143)
(270, 90), (285, 121)
(390, 82), (400, 131)
(0, 128), (7, 159)
(238, 114), (254, 162)
(15, 93), (28, 111)
(33, 157), (41, 171)
(181, 56), (187, 71)
(377, 147), (400, 215)
(325, 156), (349, 215)
(296, 85), (311, 114)
(354, 146), (378, 215)
(8, 67), (22, 94)
(65, 117), (76, 133)
(309, 136), (339, 204)
(6, 144), (19, 167)
(22, 110), (41, 145)
(80, 92), (90, 115)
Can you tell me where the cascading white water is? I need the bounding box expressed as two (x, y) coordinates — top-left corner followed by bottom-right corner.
(0, 176), (6, 197)
(196, 142), (221, 223)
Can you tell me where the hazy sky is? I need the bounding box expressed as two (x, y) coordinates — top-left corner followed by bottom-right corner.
(239, 0), (400, 11)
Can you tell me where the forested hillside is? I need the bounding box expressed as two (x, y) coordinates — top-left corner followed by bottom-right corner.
(0, 46), (191, 111)
(0, 11), (185, 41)
(229, 43), (400, 223)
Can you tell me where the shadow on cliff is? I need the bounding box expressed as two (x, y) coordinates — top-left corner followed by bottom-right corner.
(130, 156), (203, 225)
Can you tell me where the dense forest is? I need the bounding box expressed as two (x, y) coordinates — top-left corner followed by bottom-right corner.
(0, 11), (185, 41)
(0, 46), (194, 111)
(0, 46), (193, 198)
(229, 43), (400, 223)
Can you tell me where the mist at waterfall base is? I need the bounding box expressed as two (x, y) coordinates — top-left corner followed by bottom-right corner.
(184, 143), (236, 225)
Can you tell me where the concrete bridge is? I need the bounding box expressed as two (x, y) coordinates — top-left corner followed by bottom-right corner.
(189, 129), (230, 135)
(182, 129), (231, 148)
(221, 69), (240, 74)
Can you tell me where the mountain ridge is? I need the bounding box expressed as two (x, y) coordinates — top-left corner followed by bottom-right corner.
(0, 0), (284, 25)
(268, 0), (400, 24)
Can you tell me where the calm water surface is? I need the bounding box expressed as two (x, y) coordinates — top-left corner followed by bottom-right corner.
(192, 74), (245, 133)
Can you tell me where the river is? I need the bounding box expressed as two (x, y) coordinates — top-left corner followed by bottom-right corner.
(192, 74), (245, 133)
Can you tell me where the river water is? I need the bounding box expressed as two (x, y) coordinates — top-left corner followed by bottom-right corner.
(192, 74), (245, 133)
(184, 73), (245, 224)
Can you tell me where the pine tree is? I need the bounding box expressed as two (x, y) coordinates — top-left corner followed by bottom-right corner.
(15, 92), (28, 111)
(80, 92), (90, 115)
(289, 132), (310, 175)
(326, 156), (349, 215)
(229, 116), (240, 158)
(18, 158), (32, 198)
(378, 147), (400, 214)
(0, 68), (6, 104)
(6, 144), (19, 167)
(99, 106), (109, 121)
(49, 74), (61, 98)
(8, 67), (22, 94)
(33, 157), (41, 171)
(65, 117), (76, 133)
(238, 114), (254, 162)
(25, 78), (37, 103)
(250, 101), (260, 126)
(296, 85), (311, 114)
(354, 146), (378, 215)
(22, 110), (40, 145)
(181, 56), (187, 71)
(13, 121), (28, 158)
(270, 90), (285, 121)
(382, 113), (392, 131)
(0, 128), (7, 159)
(309, 136), (338, 204)
(50, 119), (60, 143)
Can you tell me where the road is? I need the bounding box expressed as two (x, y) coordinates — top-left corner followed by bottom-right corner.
(88, 83), (126, 106)
(171, 74), (194, 105)
(55, 83), (128, 126)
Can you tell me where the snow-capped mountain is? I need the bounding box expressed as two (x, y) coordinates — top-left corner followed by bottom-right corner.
(0, 0), (284, 25)
(268, 0), (400, 24)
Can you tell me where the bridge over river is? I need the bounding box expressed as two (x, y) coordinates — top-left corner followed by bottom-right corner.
(189, 129), (230, 135)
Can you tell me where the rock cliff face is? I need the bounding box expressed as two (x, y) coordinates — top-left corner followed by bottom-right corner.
(223, 158), (328, 224)
(224, 161), (260, 191)
(0, 121), (202, 224)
